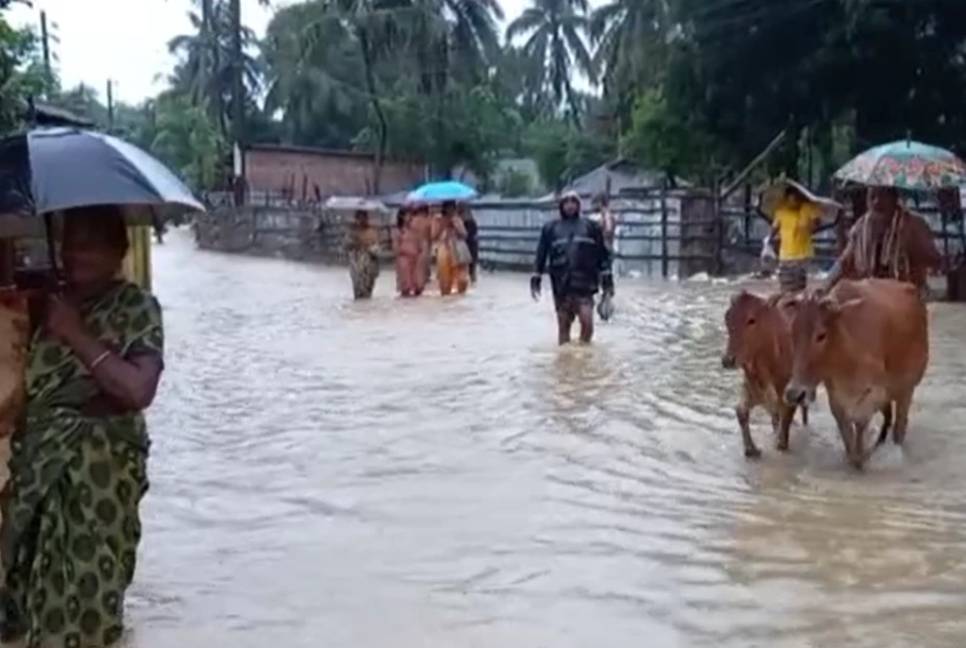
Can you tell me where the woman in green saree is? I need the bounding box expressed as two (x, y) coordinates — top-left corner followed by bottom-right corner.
(0, 206), (164, 648)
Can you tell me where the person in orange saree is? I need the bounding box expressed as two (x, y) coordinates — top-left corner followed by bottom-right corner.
(432, 201), (471, 296)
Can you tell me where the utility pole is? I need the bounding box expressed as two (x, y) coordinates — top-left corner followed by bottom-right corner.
(106, 79), (114, 131)
(40, 10), (52, 94)
(230, 0), (244, 148)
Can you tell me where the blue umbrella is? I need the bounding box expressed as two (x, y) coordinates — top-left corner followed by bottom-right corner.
(406, 180), (477, 204)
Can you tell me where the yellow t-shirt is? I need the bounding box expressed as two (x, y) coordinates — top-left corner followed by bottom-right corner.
(774, 202), (821, 261)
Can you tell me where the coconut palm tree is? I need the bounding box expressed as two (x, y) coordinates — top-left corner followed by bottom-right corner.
(262, 2), (367, 147)
(168, 0), (262, 137)
(506, 0), (595, 121)
(590, 0), (670, 116)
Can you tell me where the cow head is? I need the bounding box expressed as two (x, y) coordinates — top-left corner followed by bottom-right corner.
(722, 290), (770, 370)
(783, 292), (863, 405)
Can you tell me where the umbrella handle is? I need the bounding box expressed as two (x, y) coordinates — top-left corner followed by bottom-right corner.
(43, 212), (62, 289)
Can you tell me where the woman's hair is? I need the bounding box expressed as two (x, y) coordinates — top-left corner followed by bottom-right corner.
(396, 208), (408, 229)
(62, 204), (130, 257)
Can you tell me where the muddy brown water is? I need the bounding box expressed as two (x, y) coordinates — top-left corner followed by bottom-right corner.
(115, 231), (966, 647)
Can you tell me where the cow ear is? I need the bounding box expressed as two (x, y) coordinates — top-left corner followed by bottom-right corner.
(730, 290), (747, 307)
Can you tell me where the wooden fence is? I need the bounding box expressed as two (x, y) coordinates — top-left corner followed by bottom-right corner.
(196, 187), (966, 279)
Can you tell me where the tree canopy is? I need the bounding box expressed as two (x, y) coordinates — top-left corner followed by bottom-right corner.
(4, 0), (966, 194)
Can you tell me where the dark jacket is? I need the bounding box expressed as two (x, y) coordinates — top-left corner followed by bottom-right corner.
(534, 215), (612, 296)
(463, 217), (479, 262)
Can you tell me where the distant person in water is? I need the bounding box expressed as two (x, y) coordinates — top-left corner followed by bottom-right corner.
(531, 191), (614, 344)
(152, 214), (165, 244)
(393, 208), (425, 297)
(593, 193), (617, 252)
(460, 205), (480, 283)
(344, 209), (381, 299)
(409, 204), (433, 292)
(433, 201), (471, 296)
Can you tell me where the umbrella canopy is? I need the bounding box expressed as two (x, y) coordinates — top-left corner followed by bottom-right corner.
(0, 128), (205, 223)
(759, 177), (842, 219)
(406, 180), (477, 204)
(834, 139), (966, 190)
(323, 196), (389, 213)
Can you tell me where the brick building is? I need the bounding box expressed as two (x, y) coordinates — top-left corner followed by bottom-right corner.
(236, 143), (426, 202)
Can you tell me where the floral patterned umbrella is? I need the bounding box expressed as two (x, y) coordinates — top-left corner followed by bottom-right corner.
(834, 139), (966, 190)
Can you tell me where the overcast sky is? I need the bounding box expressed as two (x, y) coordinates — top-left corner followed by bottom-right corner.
(7, 0), (535, 106)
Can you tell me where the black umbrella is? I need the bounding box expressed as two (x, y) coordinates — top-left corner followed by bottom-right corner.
(0, 128), (205, 275)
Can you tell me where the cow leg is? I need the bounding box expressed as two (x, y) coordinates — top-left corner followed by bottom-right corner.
(800, 405), (809, 427)
(850, 419), (870, 470)
(876, 402), (893, 446)
(777, 405), (794, 452)
(737, 390), (760, 459)
(828, 398), (853, 459)
(893, 391), (914, 446)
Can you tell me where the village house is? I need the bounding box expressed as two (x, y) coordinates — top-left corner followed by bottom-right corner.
(234, 143), (426, 203)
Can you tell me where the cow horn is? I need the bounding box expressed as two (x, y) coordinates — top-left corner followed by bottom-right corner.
(819, 296), (862, 316)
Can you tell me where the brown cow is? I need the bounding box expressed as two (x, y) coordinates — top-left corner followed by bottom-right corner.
(722, 290), (809, 458)
(783, 279), (927, 469)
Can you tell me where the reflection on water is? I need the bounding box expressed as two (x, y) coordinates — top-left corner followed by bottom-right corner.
(124, 231), (966, 647)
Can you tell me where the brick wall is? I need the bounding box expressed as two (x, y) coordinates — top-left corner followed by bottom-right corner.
(244, 147), (424, 198)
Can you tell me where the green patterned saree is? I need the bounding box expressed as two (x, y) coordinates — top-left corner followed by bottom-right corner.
(0, 282), (163, 648)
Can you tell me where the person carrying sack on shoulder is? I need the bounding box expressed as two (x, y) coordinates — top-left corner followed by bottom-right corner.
(765, 180), (839, 294)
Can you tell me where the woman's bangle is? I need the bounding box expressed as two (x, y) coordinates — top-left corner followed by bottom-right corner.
(90, 350), (112, 371)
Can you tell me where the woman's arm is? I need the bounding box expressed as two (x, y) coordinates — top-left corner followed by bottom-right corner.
(452, 217), (467, 239)
(47, 296), (163, 411)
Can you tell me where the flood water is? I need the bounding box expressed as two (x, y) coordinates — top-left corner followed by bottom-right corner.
(124, 230), (966, 647)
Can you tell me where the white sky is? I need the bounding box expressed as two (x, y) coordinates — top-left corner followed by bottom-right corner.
(7, 0), (533, 105)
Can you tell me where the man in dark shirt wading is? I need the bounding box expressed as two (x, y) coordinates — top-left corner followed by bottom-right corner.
(531, 191), (614, 345)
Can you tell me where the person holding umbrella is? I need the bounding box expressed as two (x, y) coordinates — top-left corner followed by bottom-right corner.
(531, 191), (614, 345)
(0, 127), (200, 648)
(0, 207), (165, 648)
(823, 186), (941, 295)
(822, 140), (956, 296)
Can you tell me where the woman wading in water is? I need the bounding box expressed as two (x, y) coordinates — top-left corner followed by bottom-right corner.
(432, 201), (471, 296)
(0, 207), (165, 648)
(393, 208), (426, 297)
(344, 209), (381, 299)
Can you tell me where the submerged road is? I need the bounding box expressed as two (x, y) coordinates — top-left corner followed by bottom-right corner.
(123, 230), (966, 647)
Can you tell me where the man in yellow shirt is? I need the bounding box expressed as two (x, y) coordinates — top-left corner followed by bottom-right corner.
(769, 186), (834, 293)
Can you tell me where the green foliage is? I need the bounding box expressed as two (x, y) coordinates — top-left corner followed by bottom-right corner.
(621, 88), (712, 181)
(0, 15), (49, 134)
(506, 0), (595, 120)
(149, 94), (226, 191)
(15, 0), (966, 198)
(524, 117), (613, 189)
(498, 168), (533, 197)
